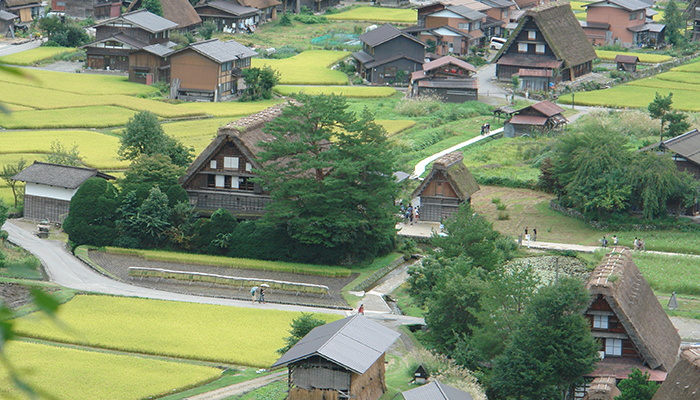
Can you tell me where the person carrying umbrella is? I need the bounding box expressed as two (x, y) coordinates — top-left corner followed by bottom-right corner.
(259, 284), (270, 304)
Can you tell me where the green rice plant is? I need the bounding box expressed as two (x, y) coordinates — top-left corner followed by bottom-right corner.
(655, 71), (700, 85)
(13, 295), (343, 367)
(629, 77), (700, 92)
(273, 85), (396, 98)
(0, 129), (127, 169)
(253, 51), (350, 85)
(672, 61), (700, 73)
(0, 69), (157, 95)
(0, 341), (221, 400)
(634, 253), (700, 296)
(325, 6), (417, 23)
(595, 50), (672, 63)
(558, 86), (700, 111)
(0, 81), (100, 109)
(0, 106), (137, 129)
(0, 46), (77, 65)
(104, 247), (353, 277)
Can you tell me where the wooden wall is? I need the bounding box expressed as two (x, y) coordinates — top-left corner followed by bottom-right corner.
(419, 171), (458, 199)
(587, 295), (640, 359)
(349, 354), (387, 400)
(171, 49), (218, 91)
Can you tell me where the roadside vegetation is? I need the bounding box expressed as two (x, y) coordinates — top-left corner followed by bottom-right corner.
(0, 46), (79, 66)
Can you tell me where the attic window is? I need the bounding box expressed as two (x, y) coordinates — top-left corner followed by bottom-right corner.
(528, 30), (536, 40)
(210, 160), (217, 169)
(224, 157), (239, 170)
(605, 338), (622, 356)
(518, 43), (528, 52)
(246, 162), (252, 172)
(536, 44), (545, 54)
(593, 315), (608, 329)
(503, 9), (508, 17)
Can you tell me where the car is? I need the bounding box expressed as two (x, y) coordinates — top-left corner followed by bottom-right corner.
(490, 37), (507, 50)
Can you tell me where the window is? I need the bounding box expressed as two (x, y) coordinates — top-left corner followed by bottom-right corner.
(220, 81), (233, 94)
(503, 9), (508, 17)
(474, 21), (481, 30)
(605, 339), (622, 356)
(224, 157), (239, 169)
(629, 12), (637, 20)
(458, 22), (469, 30)
(235, 58), (250, 68)
(536, 44), (545, 54)
(246, 162), (252, 172)
(518, 43), (528, 52)
(231, 177), (239, 189)
(215, 175), (225, 188)
(222, 61), (233, 71)
(210, 160), (217, 169)
(593, 315), (608, 329)
(528, 30), (536, 40)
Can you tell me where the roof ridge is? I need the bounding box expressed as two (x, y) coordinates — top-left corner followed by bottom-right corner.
(32, 161), (98, 172)
(316, 313), (360, 354)
(434, 381), (449, 400)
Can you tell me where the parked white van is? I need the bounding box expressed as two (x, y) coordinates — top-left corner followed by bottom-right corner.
(490, 37), (507, 50)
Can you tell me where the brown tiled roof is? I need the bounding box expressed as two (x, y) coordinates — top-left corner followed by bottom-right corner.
(127, 0), (202, 29)
(494, 2), (597, 69)
(411, 151), (480, 200)
(530, 100), (565, 117)
(652, 347), (700, 400)
(508, 114), (548, 125)
(589, 357), (668, 382)
(662, 129), (700, 166)
(615, 54), (639, 64)
(422, 55), (476, 74)
(518, 68), (552, 77)
(586, 248), (681, 372)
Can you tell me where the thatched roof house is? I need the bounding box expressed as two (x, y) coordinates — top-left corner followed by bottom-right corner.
(412, 151), (479, 222)
(272, 314), (400, 400)
(493, 2), (597, 82)
(178, 103), (288, 216)
(584, 248), (680, 382)
(652, 347), (700, 400)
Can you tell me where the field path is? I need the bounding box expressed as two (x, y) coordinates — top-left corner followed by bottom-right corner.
(186, 371), (286, 400)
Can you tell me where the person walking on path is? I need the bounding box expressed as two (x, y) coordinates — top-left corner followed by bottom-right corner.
(251, 287), (258, 303)
(640, 238), (646, 251)
(634, 237), (639, 250)
(533, 228), (537, 241)
(602, 236), (608, 248)
(258, 287), (265, 304)
(358, 304), (364, 315)
(613, 235), (618, 245)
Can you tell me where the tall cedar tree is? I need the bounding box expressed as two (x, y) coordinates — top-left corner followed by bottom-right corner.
(615, 368), (659, 400)
(648, 92), (673, 142)
(256, 95), (398, 263)
(489, 277), (600, 400)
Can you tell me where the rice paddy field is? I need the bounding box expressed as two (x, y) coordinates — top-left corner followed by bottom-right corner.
(274, 85), (397, 98)
(13, 295), (343, 367)
(325, 6), (417, 23)
(595, 50), (672, 63)
(252, 50), (350, 85)
(0, 46), (78, 66)
(0, 341), (221, 400)
(559, 59), (700, 111)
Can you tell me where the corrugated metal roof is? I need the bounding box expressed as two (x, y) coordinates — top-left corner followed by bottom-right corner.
(359, 24), (404, 47)
(271, 314), (400, 374)
(614, 54), (638, 64)
(418, 79), (479, 89)
(508, 114), (548, 125)
(122, 9), (178, 32)
(403, 381), (475, 400)
(352, 50), (375, 64)
(12, 162), (115, 189)
(142, 43), (175, 57)
(0, 10), (18, 20)
(445, 5), (487, 21)
(185, 38), (258, 63)
(423, 55), (476, 73)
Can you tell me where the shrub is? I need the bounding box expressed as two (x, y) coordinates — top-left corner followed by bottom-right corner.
(491, 197), (501, 204)
(497, 211), (510, 220)
(496, 203), (507, 211)
(278, 12), (293, 26)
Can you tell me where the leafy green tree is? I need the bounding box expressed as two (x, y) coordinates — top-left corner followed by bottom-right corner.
(663, 0), (685, 47)
(0, 158), (26, 207)
(256, 94), (398, 263)
(197, 20), (217, 40)
(38, 16), (89, 47)
(192, 208), (238, 255)
(241, 66), (280, 101)
(165, 184), (189, 207)
(120, 154), (185, 198)
(489, 277), (600, 400)
(426, 39), (437, 54)
(142, 0), (163, 16)
(119, 111), (193, 167)
(63, 178), (119, 248)
(278, 12), (293, 27)
(277, 313), (326, 354)
(648, 92), (673, 142)
(616, 368), (659, 400)
(116, 187), (171, 247)
(662, 110), (691, 140)
(44, 140), (82, 166)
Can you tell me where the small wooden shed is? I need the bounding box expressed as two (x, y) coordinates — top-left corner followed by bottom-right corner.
(411, 151), (479, 222)
(413, 364), (428, 384)
(0, 10), (18, 37)
(582, 376), (620, 400)
(271, 314), (400, 400)
(615, 54), (639, 72)
(504, 100), (568, 137)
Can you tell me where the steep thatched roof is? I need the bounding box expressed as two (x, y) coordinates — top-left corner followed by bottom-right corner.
(127, 0), (201, 28)
(411, 151), (480, 201)
(652, 347), (700, 400)
(583, 376), (621, 400)
(493, 2), (597, 69)
(586, 248), (680, 372)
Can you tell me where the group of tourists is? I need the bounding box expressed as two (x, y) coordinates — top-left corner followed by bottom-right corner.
(480, 123), (491, 135)
(399, 203), (419, 225)
(250, 286), (266, 304)
(633, 237), (646, 251)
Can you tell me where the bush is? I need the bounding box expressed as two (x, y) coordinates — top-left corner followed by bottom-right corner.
(496, 203), (507, 211)
(294, 14), (328, 24)
(491, 197), (501, 204)
(497, 211), (510, 220)
(278, 12), (293, 26)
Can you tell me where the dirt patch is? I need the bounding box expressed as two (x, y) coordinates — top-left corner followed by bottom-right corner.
(89, 250), (356, 308)
(472, 185), (554, 236)
(0, 283), (33, 309)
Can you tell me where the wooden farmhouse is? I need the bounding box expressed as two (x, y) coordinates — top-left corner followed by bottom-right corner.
(652, 347), (700, 400)
(352, 24), (426, 85)
(128, 43), (175, 84)
(503, 100), (567, 137)
(410, 55), (478, 102)
(402, 380), (474, 400)
(2, 0), (41, 24)
(492, 2), (597, 83)
(126, 0), (202, 30)
(170, 38), (257, 101)
(271, 314), (400, 400)
(411, 151), (480, 222)
(178, 103), (286, 216)
(65, 0), (121, 20)
(615, 54), (639, 71)
(584, 248), (680, 387)
(82, 9), (178, 71)
(195, 0), (279, 32)
(0, 9), (17, 36)
(12, 162), (115, 222)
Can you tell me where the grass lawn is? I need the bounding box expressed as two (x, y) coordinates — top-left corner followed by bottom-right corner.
(0, 341), (221, 400)
(595, 50), (672, 63)
(274, 85), (397, 98)
(635, 253), (700, 296)
(326, 6), (417, 23)
(341, 252), (404, 308)
(0, 46), (77, 66)
(391, 282), (424, 318)
(13, 295), (343, 367)
(253, 50), (350, 85)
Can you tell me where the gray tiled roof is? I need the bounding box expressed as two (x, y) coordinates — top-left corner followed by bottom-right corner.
(403, 381), (475, 400)
(445, 5), (487, 21)
(122, 9), (178, 32)
(197, 0), (261, 16)
(587, 0), (649, 12)
(142, 43), (175, 56)
(12, 162), (115, 189)
(478, 0), (515, 8)
(185, 38), (258, 63)
(271, 314), (400, 374)
(0, 10), (19, 20)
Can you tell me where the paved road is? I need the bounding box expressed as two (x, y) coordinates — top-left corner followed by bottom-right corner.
(3, 220), (346, 315)
(0, 38), (44, 58)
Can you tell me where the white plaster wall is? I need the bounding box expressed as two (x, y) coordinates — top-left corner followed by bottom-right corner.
(25, 183), (78, 201)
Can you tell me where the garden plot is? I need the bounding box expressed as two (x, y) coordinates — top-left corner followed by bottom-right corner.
(559, 85), (700, 111)
(253, 50), (350, 85)
(326, 6), (417, 23)
(13, 294), (343, 367)
(0, 341), (221, 400)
